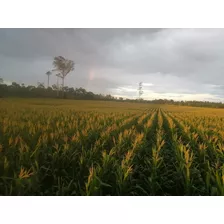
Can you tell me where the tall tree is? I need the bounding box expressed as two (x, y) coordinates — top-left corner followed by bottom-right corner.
(56, 73), (61, 97)
(0, 78), (3, 84)
(53, 56), (75, 98)
(46, 71), (52, 88)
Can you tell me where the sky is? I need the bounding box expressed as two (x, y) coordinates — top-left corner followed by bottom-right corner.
(0, 28), (224, 102)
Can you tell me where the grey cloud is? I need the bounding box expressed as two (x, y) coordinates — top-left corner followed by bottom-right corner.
(1, 28), (224, 101)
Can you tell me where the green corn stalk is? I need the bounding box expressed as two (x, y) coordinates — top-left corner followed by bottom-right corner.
(85, 166), (99, 196)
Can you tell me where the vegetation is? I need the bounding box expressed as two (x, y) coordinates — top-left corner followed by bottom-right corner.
(0, 98), (224, 196)
(0, 79), (224, 108)
(0, 53), (223, 108)
(0, 79), (117, 101)
(52, 56), (75, 98)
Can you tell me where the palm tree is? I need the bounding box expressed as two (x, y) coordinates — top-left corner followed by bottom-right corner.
(52, 56), (75, 98)
(46, 71), (52, 88)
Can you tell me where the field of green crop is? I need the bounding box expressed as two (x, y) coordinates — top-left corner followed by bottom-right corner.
(0, 98), (224, 196)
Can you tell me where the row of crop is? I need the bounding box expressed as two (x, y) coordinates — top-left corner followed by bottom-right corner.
(84, 110), (155, 195)
(0, 109), (154, 195)
(125, 109), (161, 195)
(161, 111), (199, 195)
(164, 111), (224, 195)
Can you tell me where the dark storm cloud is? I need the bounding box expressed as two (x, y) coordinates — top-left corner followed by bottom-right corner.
(0, 28), (224, 101)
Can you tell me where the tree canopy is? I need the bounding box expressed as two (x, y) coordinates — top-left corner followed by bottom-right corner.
(0, 80), (224, 108)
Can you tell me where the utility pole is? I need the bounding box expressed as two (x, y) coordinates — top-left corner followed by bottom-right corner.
(138, 82), (143, 100)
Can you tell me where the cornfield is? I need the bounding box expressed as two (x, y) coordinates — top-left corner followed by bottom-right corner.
(0, 99), (224, 196)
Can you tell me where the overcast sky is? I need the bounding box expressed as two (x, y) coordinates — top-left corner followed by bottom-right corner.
(0, 28), (224, 101)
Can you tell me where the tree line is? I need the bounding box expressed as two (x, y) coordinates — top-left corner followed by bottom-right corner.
(0, 55), (224, 108)
(0, 79), (117, 101)
(0, 79), (224, 108)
